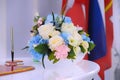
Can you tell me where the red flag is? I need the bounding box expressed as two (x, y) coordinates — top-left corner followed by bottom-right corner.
(61, 0), (68, 15)
(61, 0), (89, 32)
(104, 0), (113, 69)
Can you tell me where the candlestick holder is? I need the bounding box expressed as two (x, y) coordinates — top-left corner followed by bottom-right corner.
(5, 50), (24, 66)
(5, 60), (24, 66)
(0, 27), (35, 76)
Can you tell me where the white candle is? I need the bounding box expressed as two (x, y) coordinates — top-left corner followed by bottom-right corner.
(11, 27), (14, 52)
(11, 27), (14, 62)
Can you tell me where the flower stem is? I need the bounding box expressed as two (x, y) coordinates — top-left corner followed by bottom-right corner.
(42, 54), (46, 69)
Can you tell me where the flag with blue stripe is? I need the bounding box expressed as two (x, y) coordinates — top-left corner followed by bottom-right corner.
(88, 0), (107, 60)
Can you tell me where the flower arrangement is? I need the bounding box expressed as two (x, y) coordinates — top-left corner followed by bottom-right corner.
(27, 12), (95, 68)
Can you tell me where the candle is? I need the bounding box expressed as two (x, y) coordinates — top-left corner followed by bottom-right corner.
(11, 27), (14, 62)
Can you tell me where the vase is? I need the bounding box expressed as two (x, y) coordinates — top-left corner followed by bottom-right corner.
(73, 53), (86, 64)
(41, 52), (85, 69)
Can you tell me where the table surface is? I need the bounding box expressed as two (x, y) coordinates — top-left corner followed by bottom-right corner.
(0, 58), (100, 80)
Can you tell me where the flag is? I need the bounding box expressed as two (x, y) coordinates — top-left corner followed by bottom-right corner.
(104, 0), (113, 69)
(88, 0), (113, 79)
(61, 0), (68, 15)
(62, 0), (89, 31)
(88, 0), (107, 60)
(88, 0), (107, 79)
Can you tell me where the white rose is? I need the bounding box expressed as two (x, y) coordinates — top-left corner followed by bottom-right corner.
(72, 31), (83, 45)
(50, 30), (60, 37)
(68, 36), (78, 47)
(61, 23), (76, 34)
(68, 31), (83, 47)
(38, 23), (55, 39)
(49, 36), (64, 51)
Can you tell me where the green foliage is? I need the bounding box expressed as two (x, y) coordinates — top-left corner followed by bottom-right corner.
(88, 42), (95, 51)
(32, 24), (38, 31)
(21, 46), (29, 50)
(34, 44), (50, 54)
(80, 45), (86, 53)
(78, 30), (89, 37)
(34, 16), (40, 23)
(53, 58), (59, 63)
(48, 51), (59, 64)
(78, 30), (84, 34)
(67, 45), (76, 59)
(48, 52), (55, 61)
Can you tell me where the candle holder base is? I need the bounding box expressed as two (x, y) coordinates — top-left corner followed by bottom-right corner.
(5, 60), (24, 66)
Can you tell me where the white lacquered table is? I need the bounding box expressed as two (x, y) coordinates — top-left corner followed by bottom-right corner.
(0, 58), (100, 80)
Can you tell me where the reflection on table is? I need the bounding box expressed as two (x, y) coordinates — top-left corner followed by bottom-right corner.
(0, 58), (100, 80)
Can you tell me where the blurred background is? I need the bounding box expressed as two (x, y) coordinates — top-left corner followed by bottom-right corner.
(0, 0), (120, 80)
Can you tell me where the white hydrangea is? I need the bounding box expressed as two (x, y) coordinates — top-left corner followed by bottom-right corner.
(49, 35), (64, 51)
(38, 23), (55, 39)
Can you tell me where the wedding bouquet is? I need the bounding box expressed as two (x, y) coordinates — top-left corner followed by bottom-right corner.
(27, 12), (95, 68)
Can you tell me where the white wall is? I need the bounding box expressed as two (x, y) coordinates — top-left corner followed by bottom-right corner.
(0, 0), (62, 59)
(6, 0), (37, 58)
(110, 0), (120, 80)
(0, 0), (7, 63)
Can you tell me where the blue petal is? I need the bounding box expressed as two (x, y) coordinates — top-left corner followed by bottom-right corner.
(81, 34), (90, 42)
(64, 17), (72, 23)
(61, 32), (71, 44)
(28, 46), (43, 61)
(28, 34), (46, 61)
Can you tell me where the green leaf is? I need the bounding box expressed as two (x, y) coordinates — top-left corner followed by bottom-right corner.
(48, 52), (55, 61)
(58, 16), (65, 27)
(86, 33), (89, 37)
(67, 45), (76, 59)
(48, 51), (59, 63)
(21, 46), (29, 50)
(78, 30), (84, 35)
(80, 45), (86, 53)
(88, 42), (95, 51)
(34, 44), (49, 54)
(34, 16), (40, 23)
(53, 59), (59, 64)
(32, 24), (38, 31)
(52, 12), (55, 26)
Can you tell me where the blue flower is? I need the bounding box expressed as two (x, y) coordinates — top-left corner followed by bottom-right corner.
(64, 17), (72, 23)
(28, 46), (42, 61)
(45, 14), (58, 24)
(28, 34), (47, 61)
(81, 34), (90, 42)
(45, 14), (72, 24)
(61, 32), (71, 44)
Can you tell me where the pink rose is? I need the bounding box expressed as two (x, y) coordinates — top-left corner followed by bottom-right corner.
(54, 45), (70, 59)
